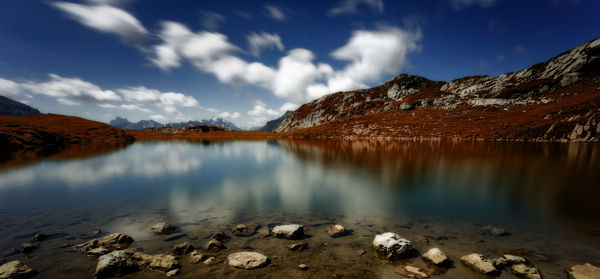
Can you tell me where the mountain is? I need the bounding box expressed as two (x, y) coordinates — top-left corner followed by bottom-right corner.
(0, 96), (40, 116)
(258, 111), (292, 132)
(109, 116), (240, 131)
(109, 117), (163, 130)
(275, 38), (600, 142)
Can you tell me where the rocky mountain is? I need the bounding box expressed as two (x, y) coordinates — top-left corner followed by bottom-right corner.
(0, 96), (40, 116)
(109, 117), (163, 130)
(275, 37), (600, 142)
(258, 111), (292, 132)
(109, 116), (240, 131)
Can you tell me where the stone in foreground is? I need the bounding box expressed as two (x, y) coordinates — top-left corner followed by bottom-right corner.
(171, 241), (194, 255)
(272, 224), (304, 239)
(75, 233), (134, 252)
(131, 252), (180, 273)
(151, 223), (176, 234)
(0, 261), (37, 279)
(569, 263), (600, 279)
(190, 250), (209, 264)
(511, 264), (542, 279)
(227, 252), (269, 269)
(460, 253), (499, 275)
(504, 254), (527, 265)
(96, 251), (139, 279)
(205, 239), (226, 252)
(327, 224), (347, 237)
(422, 247), (450, 265)
(372, 232), (413, 259)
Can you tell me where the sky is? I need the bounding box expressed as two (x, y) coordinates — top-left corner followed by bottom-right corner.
(0, 0), (599, 128)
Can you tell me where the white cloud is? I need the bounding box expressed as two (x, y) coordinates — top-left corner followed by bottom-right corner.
(449, 0), (498, 10)
(22, 73), (122, 103)
(117, 86), (198, 114)
(264, 5), (287, 21)
(52, 2), (148, 44)
(279, 102), (298, 112)
(0, 77), (20, 98)
(328, 0), (384, 16)
(218, 111), (241, 119)
(150, 114), (167, 122)
(245, 100), (294, 128)
(247, 32), (284, 57)
(514, 44), (527, 55)
(57, 98), (81, 106)
(200, 11), (226, 30)
(99, 102), (151, 113)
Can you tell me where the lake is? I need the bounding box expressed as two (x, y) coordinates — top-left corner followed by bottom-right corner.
(0, 140), (599, 278)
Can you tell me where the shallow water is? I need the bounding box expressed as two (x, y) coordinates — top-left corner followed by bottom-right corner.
(0, 140), (599, 278)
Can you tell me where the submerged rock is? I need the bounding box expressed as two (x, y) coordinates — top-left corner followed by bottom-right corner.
(569, 263), (600, 279)
(372, 232), (413, 259)
(20, 243), (35, 254)
(288, 243), (307, 251)
(151, 223), (176, 235)
(394, 265), (430, 278)
(231, 224), (256, 237)
(327, 224), (347, 237)
(511, 264), (542, 279)
(257, 226), (270, 237)
(481, 225), (509, 236)
(32, 234), (48, 242)
(0, 261), (37, 279)
(189, 250), (209, 264)
(460, 253), (499, 275)
(227, 252), (269, 269)
(171, 241), (194, 255)
(75, 233), (134, 252)
(272, 224), (304, 239)
(96, 251), (139, 279)
(204, 239), (226, 252)
(131, 252), (180, 273)
(211, 232), (227, 242)
(422, 248), (450, 265)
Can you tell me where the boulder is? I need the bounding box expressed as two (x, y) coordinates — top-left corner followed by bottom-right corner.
(204, 239), (226, 252)
(272, 224), (304, 239)
(372, 232), (413, 259)
(460, 253), (499, 275)
(0, 261), (37, 279)
(151, 223), (176, 234)
(422, 248), (450, 265)
(131, 252), (180, 273)
(95, 251), (139, 279)
(569, 263), (600, 279)
(327, 224), (347, 237)
(227, 252), (269, 269)
(75, 233), (134, 252)
(511, 264), (542, 279)
(171, 241), (194, 255)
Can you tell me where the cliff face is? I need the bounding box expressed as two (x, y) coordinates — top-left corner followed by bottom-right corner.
(275, 38), (600, 142)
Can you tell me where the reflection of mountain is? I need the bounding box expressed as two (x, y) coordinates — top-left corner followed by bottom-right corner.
(110, 116), (240, 130)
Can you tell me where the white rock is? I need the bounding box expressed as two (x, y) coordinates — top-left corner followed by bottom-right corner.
(372, 232), (413, 259)
(460, 253), (499, 275)
(422, 248), (449, 265)
(511, 264), (542, 279)
(272, 224), (304, 239)
(227, 252), (269, 269)
(0, 261), (37, 279)
(504, 254), (527, 264)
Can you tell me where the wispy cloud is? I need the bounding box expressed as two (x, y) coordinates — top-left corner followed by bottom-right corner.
(247, 32), (284, 57)
(199, 11), (226, 30)
(264, 5), (287, 21)
(449, 0), (498, 10)
(22, 74), (121, 103)
(328, 0), (384, 16)
(514, 44), (527, 55)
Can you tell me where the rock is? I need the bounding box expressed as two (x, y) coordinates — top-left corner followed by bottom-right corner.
(32, 234), (48, 242)
(204, 239), (225, 252)
(227, 252), (269, 269)
(288, 243), (307, 251)
(394, 265), (430, 278)
(372, 232), (413, 259)
(189, 250), (209, 264)
(493, 257), (510, 268)
(211, 232), (227, 242)
(327, 224), (347, 237)
(272, 224), (304, 239)
(166, 269), (179, 277)
(399, 103), (414, 110)
(480, 225), (509, 236)
(95, 251), (139, 279)
(422, 248), (450, 265)
(87, 247), (111, 256)
(511, 264), (542, 279)
(151, 223), (176, 234)
(257, 226), (270, 237)
(231, 224), (255, 237)
(298, 264), (308, 270)
(357, 249), (366, 256)
(131, 252), (180, 273)
(0, 261), (37, 279)
(171, 241), (194, 255)
(569, 263), (600, 279)
(20, 243), (35, 254)
(203, 257), (217, 265)
(504, 254), (527, 265)
(75, 233), (134, 252)
(460, 253), (499, 275)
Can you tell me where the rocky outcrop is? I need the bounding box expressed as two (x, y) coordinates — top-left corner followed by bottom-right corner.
(0, 261), (37, 279)
(272, 224), (304, 239)
(227, 252), (269, 269)
(74, 233), (134, 252)
(372, 232), (413, 259)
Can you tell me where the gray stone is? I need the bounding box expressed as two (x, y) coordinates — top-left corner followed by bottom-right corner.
(131, 252), (179, 273)
(171, 241), (194, 255)
(372, 232), (413, 259)
(151, 223), (176, 234)
(460, 253), (499, 275)
(272, 224), (304, 239)
(204, 239), (225, 252)
(422, 248), (449, 265)
(481, 225), (509, 236)
(189, 250), (209, 264)
(399, 103), (414, 110)
(95, 251), (139, 279)
(504, 254), (527, 265)
(227, 252), (269, 269)
(0, 261), (37, 279)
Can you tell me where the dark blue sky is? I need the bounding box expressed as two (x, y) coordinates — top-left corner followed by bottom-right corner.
(0, 0), (598, 127)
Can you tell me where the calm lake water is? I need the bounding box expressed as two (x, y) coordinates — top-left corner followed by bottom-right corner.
(0, 140), (599, 278)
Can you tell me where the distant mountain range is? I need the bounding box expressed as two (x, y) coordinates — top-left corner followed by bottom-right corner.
(0, 96), (40, 116)
(109, 116), (241, 131)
